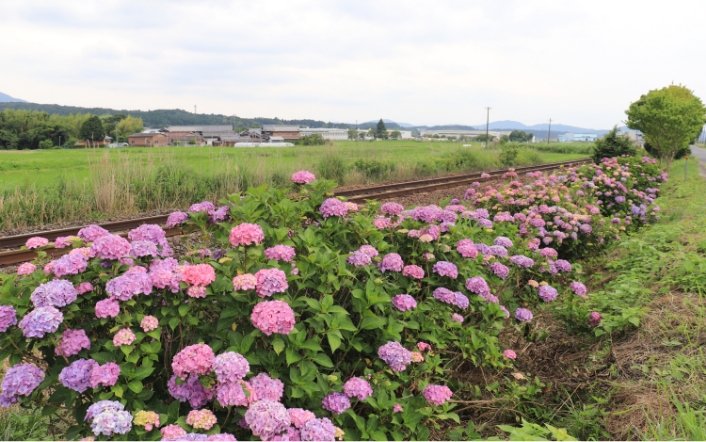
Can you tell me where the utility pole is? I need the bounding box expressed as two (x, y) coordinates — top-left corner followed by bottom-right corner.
(547, 118), (552, 143)
(485, 107), (491, 148)
(356, 119), (358, 143)
(194, 105), (197, 114)
(116, 121), (119, 146)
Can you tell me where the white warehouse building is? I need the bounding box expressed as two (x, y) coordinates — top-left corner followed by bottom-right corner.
(300, 127), (349, 140)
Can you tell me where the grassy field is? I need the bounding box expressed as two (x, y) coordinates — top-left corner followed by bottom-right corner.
(0, 141), (589, 229)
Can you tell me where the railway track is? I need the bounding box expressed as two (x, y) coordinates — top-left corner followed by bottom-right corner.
(0, 158), (590, 267)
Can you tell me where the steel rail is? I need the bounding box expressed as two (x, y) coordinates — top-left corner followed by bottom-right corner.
(0, 158), (590, 267)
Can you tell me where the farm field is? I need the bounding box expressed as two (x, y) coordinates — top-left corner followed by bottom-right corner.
(0, 141), (589, 229)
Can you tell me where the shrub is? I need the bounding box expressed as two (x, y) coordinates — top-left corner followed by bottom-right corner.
(591, 127), (637, 162)
(499, 145), (519, 167)
(352, 159), (396, 179)
(0, 161), (666, 440)
(317, 154), (346, 184)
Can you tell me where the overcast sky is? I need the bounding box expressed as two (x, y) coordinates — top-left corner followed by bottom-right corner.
(1, 1), (703, 128)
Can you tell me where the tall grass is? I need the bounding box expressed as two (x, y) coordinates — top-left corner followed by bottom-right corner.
(0, 145), (585, 229)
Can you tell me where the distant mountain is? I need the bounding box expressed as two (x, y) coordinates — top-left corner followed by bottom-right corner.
(468, 120), (610, 134)
(0, 102), (348, 129)
(0, 92), (26, 103)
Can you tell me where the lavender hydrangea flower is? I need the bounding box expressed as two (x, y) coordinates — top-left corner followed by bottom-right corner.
(0, 364), (44, 407)
(347, 251), (372, 267)
(245, 400), (291, 439)
(494, 236), (513, 248)
(433, 261), (458, 278)
(300, 418), (336, 441)
(249, 373), (284, 402)
(322, 392), (351, 414)
(465, 276), (490, 295)
(0, 306), (17, 332)
(514, 308), (533, 322)
(570, 281), (587, 297)
(59, 358), (98, 393)
(489, 262), (510, 279)
(18, 306), (63, 338)
(86, 400), (132, 436)
(30, 279), (78, 308)
(509, 255), (534, 268)
(166, 211), (189, 228)
(377, 341), (412, 372)
(212, 352), (250, 383)
(55, 328), (91, 357)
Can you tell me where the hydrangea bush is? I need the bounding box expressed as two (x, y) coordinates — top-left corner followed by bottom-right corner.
(0, 161), (664, 440)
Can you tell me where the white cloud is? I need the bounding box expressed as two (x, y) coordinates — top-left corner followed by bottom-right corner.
(1, 0), (704, 128)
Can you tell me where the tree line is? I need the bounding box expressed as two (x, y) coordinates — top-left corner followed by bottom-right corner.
(0, 109), (144, 149)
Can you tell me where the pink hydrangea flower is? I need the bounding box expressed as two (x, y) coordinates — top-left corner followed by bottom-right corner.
(140, 315), (159, 332)
(76, 282), (94, 295)
(250, 373), (284, 402)
(391, 294), (417, 312)
(423, 385), (453, 405)
(89, 234), (132, 260)
(503, 349), (517, 360)
(17, 262), (36, 276)
(343, 377), (373, 401)
(402, 265), (424, 279)
(25, 237), (49, 249)
(229, 223), (265, 247)
(161, 424), (187, 440)
(216, 380), (256, 408)
(254, 268), (288, 298)
(265, 245), (296, 263)
(113, 328), (136, 347)
(451, 313), (464, 323)
(186, 409), (218, 430)
(292, 170), (316, 184)
(251, 300), (296, 336)
(589, 312), (602, 327)
(245, 400), (291, 438)
(213, 352), (250, 383)
(180, 264), (216, 287)
(410, 352), (424, 363)
(172, 344), (215, 379)
(377, 341), (412, 372)
(381, 202), (404, 216)
(319, 198), (348, 218)
(288, 408), (316, 429)
(417, 342), (431, 352)
(393, 404), (403, 413)
(89, 362), (120, 388)
(378, 253), (403, 273)
(55, 328), (91, 357)
(233, 274), (257, 291)
(95, 299), (120, 319)
(344, 202), (359, 212)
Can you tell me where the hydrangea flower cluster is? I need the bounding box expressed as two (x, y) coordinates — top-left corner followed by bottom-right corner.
(113, 328), (136, 347)
(423, 384), (453, 405)
(51, 253), (88, 277)
(391, 294), (417, 312)
(300, 418), (336, 441)
(292, 170), (316, 184)
(570, 281), (588, 297)
(377, 341), (412, 371)
(133, 410), (160, 431)
(95, 298), (120, 318)
(140, 315), (159, 332)
(265, 245), (296, 263)
(254, 268), (289, 297)
(85, 401), (132, 436)
(17, 262), (36, 276)
(173, 344), (215, 379)
(78, 225), (110, 242)
(180, 264), (216, 298)
(18, 306), (63, 338)
(319, 198), (348, 218)
(89, 362), (120, 388)
(55, 328), (91, 356)
(515, 308), (533, 322)
(150, 258), (181, 292)
(402, 264), (424, 279)
(538, 285), (559, 302)
(229, 223), (265, 247)
(244, 400), (291, 439)
(433, 261), (458, 278)
(233, 273), (257, 291)
(25, 236), (49, 249)
(342, 377), (373, 400)
(89, 234), (132, 260)
(378, 253), (404, 273)
(168, 375), (215, 408)
(251, 300), (296, 335)
(0, 305), (17, 332)
(107, 269), (153, 300)
(30, 279), (78, 308)
(186, 409), (218, 430)
(166, 211), (189, 228)
(322, 392), (351, 415)
(0, 363), (45, 406)
(250, 373), (284, 401)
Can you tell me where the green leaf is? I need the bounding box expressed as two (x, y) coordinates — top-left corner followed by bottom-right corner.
(128, 380), (143, 393)
(327, 332), (341, 353)
(286, 348), (302, 365)
(360, 315), (386, 330)
(272, 337), (285, 355)
(168, 317), (180, 330)
(112, 384), (124, 398)
(311, 353), (334, 368)
(178, 304), (190, 317)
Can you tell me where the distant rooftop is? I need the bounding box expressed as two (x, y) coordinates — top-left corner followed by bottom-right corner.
(165, 125), (233, 132)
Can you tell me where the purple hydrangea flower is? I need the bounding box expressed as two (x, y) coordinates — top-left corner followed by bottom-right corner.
(245, 400), (291, 439)
(78, 225), (110, 242)
(319, 198), (348, 218)
(212, 352), (250, 383)
(378, 253), (403, 273)
(322, 392), (351, 415)
(300, 418), (336, 441)
(465, 276), (490, 295)
(18, 306), (63, 338)
(347, 251), (372, 267)
(514, 308), (533, 322)
(0, 306), (17, 332)
(0, 363), (44, 407)
(55, 328), (91, 357)
(489, 262), (510, 279)
(377, 341), (412, 372)
(433, 261), (458, 278)
(249, 373), (284, 402)
(59, 358), (98, 393)
(570, 281), (587, 297)
(538, 285), (558, 302)
(509, 255), (534, 268)
(30, 279), (78, 308)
